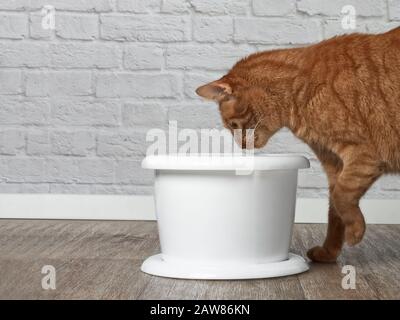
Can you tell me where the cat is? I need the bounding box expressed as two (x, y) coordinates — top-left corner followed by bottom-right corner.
(196, 27), (400, 263)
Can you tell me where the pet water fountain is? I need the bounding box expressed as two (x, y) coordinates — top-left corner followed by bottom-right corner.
(141, 154), (310, 279)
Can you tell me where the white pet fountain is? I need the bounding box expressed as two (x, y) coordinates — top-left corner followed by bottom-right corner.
(141, 154), (310, 280)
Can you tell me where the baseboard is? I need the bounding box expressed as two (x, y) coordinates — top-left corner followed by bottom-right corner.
(0, 194), (399, 224)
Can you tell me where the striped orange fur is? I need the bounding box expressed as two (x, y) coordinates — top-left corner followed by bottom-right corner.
(196, 27), (400, 262)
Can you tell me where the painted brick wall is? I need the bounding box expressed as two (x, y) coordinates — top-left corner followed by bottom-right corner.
(0, 0), (399, 198)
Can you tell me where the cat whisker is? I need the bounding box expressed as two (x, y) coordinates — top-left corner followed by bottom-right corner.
(248, 116), (265, 138)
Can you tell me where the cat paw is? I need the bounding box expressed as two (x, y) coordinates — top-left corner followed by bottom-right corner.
(307, 246), (338, 263)
(344, 222), (365, 246)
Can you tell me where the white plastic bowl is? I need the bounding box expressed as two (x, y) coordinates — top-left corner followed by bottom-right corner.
(141, 154), (310, 279)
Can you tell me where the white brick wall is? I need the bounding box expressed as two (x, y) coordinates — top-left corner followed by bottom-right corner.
(0, 0), (398, 197)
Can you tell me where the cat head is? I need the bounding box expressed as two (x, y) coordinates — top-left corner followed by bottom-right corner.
(196, 76), (281, 149)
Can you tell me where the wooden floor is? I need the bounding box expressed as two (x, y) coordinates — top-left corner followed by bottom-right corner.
(0, 220), (398, 300)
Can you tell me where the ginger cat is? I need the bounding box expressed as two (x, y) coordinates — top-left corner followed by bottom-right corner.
(196, 27), (400, 262)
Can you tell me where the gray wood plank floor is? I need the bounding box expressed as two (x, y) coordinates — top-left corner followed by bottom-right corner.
(0, 220), (398, 300)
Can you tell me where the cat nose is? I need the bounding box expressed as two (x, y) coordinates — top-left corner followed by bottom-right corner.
(230, 120), (241, 129)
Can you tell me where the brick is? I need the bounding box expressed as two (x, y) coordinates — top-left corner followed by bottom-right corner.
(365, 21), (400, 34)
(0, 183), (49, 193)
(193, 17), (233, 42)
(29, 12), (53, 39)
(0, 161), (5, 182)
(298, 161), (327, 188)
(298, 171), (328, 188)
(100, 14), (190, 41)
(255, 44), (297, 51)
(0, 0), (113, 12)
(161, 0), (190, 14)
(297, 0), (385, 17)
(97, 131), (147, 157)
(50, 183), (92, 194)
(0, 42), (50, 67)
(124, 44), (164, 70)
(379, 175), (400, 190)
(51, 99), (121, 127)
(51, 131), (96, 156)
(76, 159), (115, 183)
(122, 103), (168, 128)
(0, 163), (5, 182)
(0, 13), (28, 39)
(166, 44), (254, 70)
(27, 131), (50, 155)
(0, 70), (22, 94)
(263, 130), (314, 156)
(2, 158), (45, 183)
(298, 188), (328, 198)
(0, 1), (30, 10)
(364, 185), (386, 198)
(117, 0), (160, 12)
(48, 0), (113, 12)
(19, 183), (50, 193)
(253, 0), (295, 16)
(0, 98), (50, 125)
(47, 158), (116, 184)
(369, 190), (400, 199)
(235, 18), (322, 44)
(46, 158), (79, 183)
(92, 184), (154, 195)
(56, 14), (98, 40)
(115, 160), (154, 184)
(323, 19), (367, 38)
(1, 182), (15, 191)
(184, 72), (223, 99)
(0, 130), (25, 155)
(168, 102), (222, 129)
(389, 0), (400, 20)
(190, 0), (249, 15)
(95, 73), (180, 98)
(49, 43), (121, 69)
(25, 71), (92, 97)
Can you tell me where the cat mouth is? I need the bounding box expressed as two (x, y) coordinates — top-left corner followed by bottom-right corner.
(233, 132), (260, 149)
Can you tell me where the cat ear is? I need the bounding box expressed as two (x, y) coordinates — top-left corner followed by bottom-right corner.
(196, 81), (232, 101)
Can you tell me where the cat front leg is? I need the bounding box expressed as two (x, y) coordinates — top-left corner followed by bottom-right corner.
(331, 149), (383, 246)
(307, 204), (345, 262)
(307, 151), (345, 262)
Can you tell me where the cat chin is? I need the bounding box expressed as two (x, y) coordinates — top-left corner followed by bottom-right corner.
(253, 137), (269, 149)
